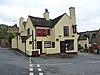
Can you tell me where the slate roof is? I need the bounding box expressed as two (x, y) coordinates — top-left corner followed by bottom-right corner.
(78, 30), (99, 43)
(21, 35), (31, 43)
(29, 13), (66, 28)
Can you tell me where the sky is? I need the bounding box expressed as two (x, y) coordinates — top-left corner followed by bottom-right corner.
(0, 0), (100, 32)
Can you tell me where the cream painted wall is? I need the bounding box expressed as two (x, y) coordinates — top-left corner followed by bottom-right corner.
(12, 7), (78, 55)
(51, 27), (55, 42)
(36, 27), (52, 53)
(54, 14), (78, 53)
(55, 14), (72, 38)
(19, 17), (25, 33)
(69, 7), (76, 25)
(54, 14), (70, 53)
(78, 38), (89, 49)
(26, 36), (32, 55)
(78, 40), (87, 49)
(73, 34), (79, 52)
(26, 36), (32, 51)
(46, 48), (58, 54)
(21, 30), (27, 36)
(25, 17), (36, 49)
(12, 37), (17, 49)
(18, 36), (25, 53)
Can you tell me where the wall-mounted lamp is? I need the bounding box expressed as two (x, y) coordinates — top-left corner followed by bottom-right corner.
(56, 38), (59, 42)
(59, 35), (61, 37)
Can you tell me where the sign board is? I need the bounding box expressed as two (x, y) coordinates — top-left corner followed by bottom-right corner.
(36, 29), (47, 36)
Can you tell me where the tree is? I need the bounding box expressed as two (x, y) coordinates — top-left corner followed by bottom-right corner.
(7, 32), (15, 46)
(0, 24), (8, 39)
(0, 26), (3, 39)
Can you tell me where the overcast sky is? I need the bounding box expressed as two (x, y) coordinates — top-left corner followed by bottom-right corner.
(0, 0), (100, 32)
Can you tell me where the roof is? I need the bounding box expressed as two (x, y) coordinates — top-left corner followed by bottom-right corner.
(95, 29), (100, 45)
(52, 13), (66, 26)
(78, 30), (99, 43)
(21, 35), (31, 43)
(29, 13), (66, 28)
(7, 24), (19, 33)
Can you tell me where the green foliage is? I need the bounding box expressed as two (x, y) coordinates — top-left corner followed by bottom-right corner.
(7, 32), (15, 44)
(0, 24), (8, 39)
(0, 27), (3, 39)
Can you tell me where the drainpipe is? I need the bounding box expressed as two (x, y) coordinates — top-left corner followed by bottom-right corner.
(32, 30), (34, 49)
(25, 41), (26, 55)
(35, 26), (37, 49)
(17, 35), (18, 49)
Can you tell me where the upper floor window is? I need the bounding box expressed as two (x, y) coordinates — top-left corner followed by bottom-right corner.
(47, 29), (50, 35)
(27, 28), (30, 35)
(92, 33), (96, 39)
(64, 26), (69, 36)
(72, 25), (77, 34)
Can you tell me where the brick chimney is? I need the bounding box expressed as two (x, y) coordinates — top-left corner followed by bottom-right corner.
(43, 8), (49, 20)
(69, 7), (76, 25)
(19, 17), (24, 33)
(69, 7), (77, 34)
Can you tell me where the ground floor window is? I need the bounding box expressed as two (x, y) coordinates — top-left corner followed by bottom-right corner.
(44, 41), (51, 48)
(65, 40), (74, 50)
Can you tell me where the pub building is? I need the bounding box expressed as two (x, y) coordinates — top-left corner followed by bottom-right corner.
(12, 7), (79, 56)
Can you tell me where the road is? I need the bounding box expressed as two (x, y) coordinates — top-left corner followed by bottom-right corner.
(0, 47), (29, 75)
(31, 53), (100, 75)
(0, 48), (100, 75)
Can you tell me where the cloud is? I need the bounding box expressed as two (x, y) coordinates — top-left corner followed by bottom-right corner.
(0, 0), (100, 31)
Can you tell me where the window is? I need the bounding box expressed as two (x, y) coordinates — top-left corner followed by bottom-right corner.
(85, 44), (87, 48)
(44, 41), (51, 48)
(52, 42), (55, 48)
(29, 41), (32, 44)
(72, 25), (77, 34)
(27, 28), (30, 35)
(92, 33), (96, 39)
(47, 29), (50, 35)
(65, 40), (74, 50)
(64, 26), (69, 36)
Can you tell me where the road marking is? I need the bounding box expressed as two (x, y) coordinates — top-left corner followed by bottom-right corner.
(88, 61), (100, 64)
(38, 68), (42, 71)
(29, 57), (34, 75)
(30, 68), (33, 71)
(29, 72), (34, 75)
(32, 63), (73, 66)
(37, 64), (44, 75)
(39, 72), (44, 75)
(30, 64), (33, 67)
(37, 64), (40, 67)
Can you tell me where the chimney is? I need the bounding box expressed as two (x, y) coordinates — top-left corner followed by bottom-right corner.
(19, 17), (24, 33)
(43, 8), (49, 20)
(69, 7), (76, 25)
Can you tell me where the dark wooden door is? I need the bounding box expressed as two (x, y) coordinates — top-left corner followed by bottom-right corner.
(60, 41), (66, 53)
(37, 41), (42, 54)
